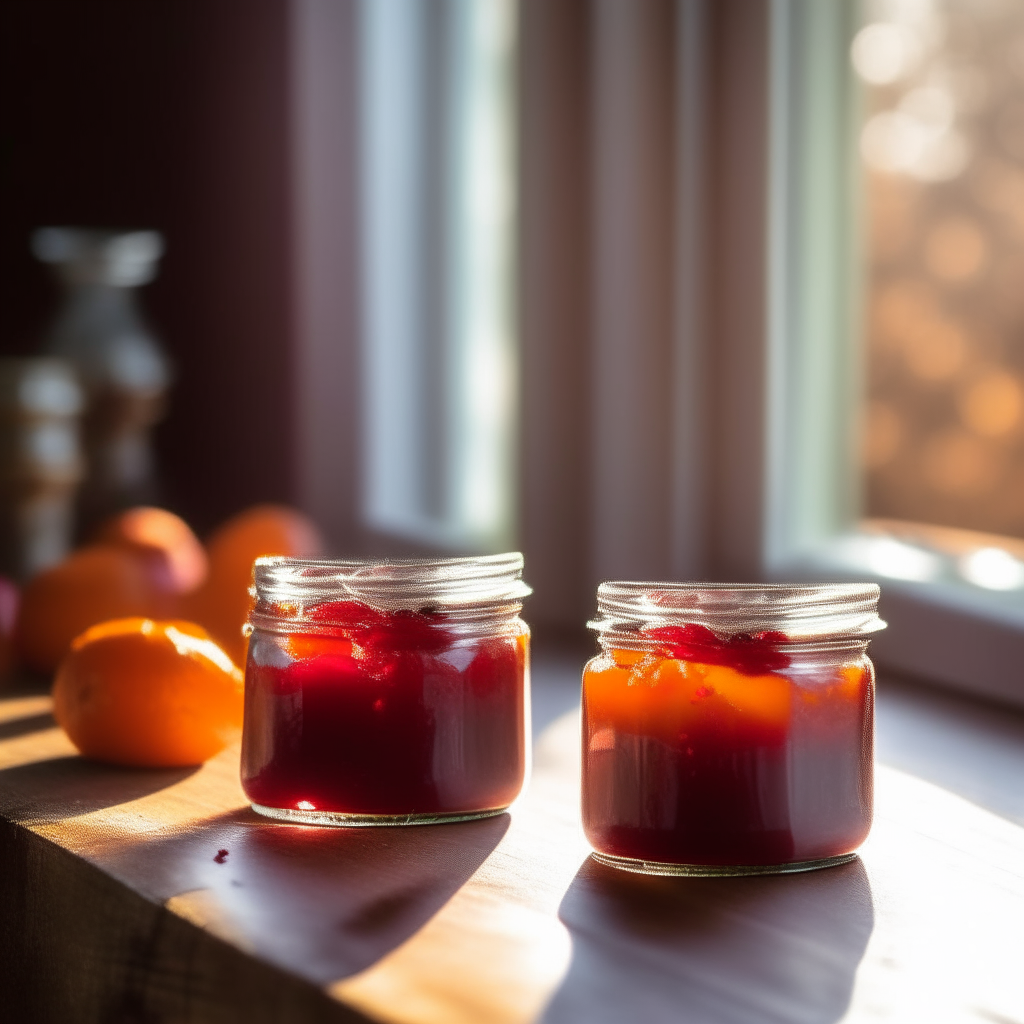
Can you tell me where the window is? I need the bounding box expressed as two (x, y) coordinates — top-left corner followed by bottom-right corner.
(769, 0), (1024, 706)
(291, 0), (1024, 704)
(857, 0), (1024, 542)
(358, 0), (517, 552)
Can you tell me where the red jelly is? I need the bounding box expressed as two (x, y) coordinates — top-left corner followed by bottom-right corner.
(582, 582), (883, 875)
(241, 555), (531, 825)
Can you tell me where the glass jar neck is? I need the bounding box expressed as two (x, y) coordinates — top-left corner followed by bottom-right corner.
(595, 632), (872, 661)
(248, 554), (530, 640)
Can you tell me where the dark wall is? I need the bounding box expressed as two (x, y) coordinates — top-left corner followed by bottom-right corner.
(0, 0), (295, 534)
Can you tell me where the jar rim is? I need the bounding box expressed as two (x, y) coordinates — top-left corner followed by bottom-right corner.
(589, 581), (885, 641)
(251, 552), (531, 619)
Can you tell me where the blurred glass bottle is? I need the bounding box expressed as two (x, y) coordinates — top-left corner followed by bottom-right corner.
(0, 359), (84, 579)
(32, 228), (172, 533)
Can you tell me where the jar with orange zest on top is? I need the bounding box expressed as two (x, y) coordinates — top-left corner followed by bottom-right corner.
(582, 582), (884, 876)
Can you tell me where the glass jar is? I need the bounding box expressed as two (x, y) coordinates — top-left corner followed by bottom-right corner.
(582, 582), (884, 876)
(241, 554), (531, 826)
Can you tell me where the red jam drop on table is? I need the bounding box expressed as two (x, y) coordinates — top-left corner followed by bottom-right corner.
(582, 626), (873, 867)
(241, 599), (529, 818)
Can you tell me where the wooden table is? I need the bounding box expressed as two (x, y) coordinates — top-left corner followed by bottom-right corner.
(2, 652), (1023, 1023)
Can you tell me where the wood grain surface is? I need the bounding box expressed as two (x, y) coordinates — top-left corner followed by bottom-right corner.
(1, 663), (1023, 1024)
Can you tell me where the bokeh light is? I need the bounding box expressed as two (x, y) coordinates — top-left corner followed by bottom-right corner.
(958, 370), (1023, 438)
(852, 23), (921, 85)
(924, 216), (988, 283)
(959, 545), (1024, 589)
(860, 0), (1024, 538)
(921, 429), (998, 496)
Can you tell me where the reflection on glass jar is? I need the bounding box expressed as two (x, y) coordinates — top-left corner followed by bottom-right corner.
(241, 553), (531, 826)
(32, 227), (171, 531)
(581, 582), (884, 876)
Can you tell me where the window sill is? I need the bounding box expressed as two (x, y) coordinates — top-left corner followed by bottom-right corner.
(778, 524), (1024, 711)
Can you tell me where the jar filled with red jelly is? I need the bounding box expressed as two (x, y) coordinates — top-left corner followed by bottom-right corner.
(241, 554), (531, 826)
(582, 582), (884, 876)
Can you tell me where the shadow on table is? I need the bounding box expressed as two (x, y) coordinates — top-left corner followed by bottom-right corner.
(0, 755), (199, 822)
(542, 856), (874, 1024)
(0, 670), (53, 697)
(103, 805), (511, 986)
(0, 711), (57, 741)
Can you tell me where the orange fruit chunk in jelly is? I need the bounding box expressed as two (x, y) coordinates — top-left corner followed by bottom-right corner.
(586, 650), (792, 743)
(282, 634), (354, 662)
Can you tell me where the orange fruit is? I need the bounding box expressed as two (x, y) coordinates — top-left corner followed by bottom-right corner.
(94, 506), (208, 595)
(16, 544), (177, 673)
(186, 504), (324, 664)
(52, 617), (243, 767)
